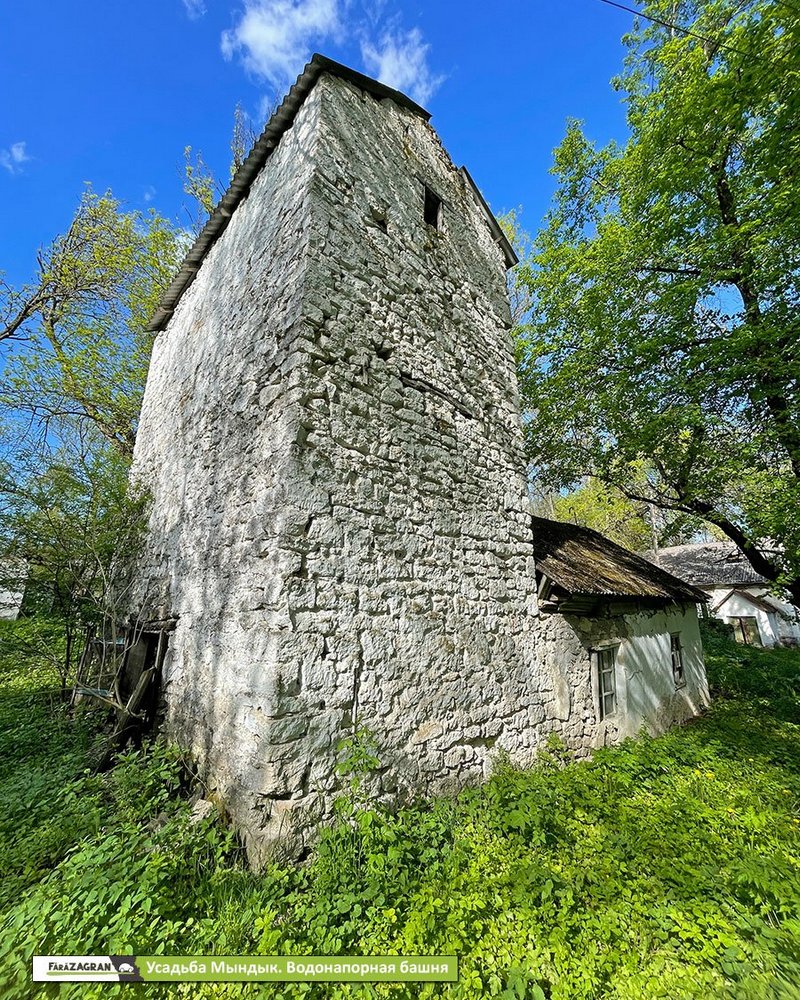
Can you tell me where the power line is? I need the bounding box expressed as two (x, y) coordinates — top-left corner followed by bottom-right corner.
(596, 0), (753, 58)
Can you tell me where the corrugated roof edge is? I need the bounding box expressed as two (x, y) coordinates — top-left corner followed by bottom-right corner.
(532, 516), (710, 605)
(147, 54), (432, 333)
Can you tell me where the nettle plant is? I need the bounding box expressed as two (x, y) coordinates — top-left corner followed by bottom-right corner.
(334, 725), (381, 815)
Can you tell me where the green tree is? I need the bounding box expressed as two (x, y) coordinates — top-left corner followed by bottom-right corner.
(0, 441), (149, 690)
(549, 476), (714, 554)
(182, 145), (219, 232)
(519, 0), (800, 605)
(549, 478), (654, 552)
(498, 208), (534, 327)
(0, 188), (184, 458)
(230, 101), (256, 177)
(0, 188), (180, 688)
(183, 103), (259, 230)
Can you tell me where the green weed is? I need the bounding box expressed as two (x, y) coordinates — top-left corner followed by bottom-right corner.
(0, 619), (798, 999)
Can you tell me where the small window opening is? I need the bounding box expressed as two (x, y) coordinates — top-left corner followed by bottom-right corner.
(424, 185), (441, 229)
(595, 646), (617, 721)
(670, 633), (686, 687)
(367, 204), (389, 233)
(729, 616), (761, 646)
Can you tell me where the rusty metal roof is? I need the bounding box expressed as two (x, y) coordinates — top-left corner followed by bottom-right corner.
(148, 54), (516, 333)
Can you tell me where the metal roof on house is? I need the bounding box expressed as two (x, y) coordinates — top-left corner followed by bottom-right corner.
(647, 542), (769, 587)
(533, 517), (706, 605)
(147, 54), (517, 333)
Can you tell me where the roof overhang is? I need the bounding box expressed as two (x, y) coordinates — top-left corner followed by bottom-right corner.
(459, 167), (518, 269)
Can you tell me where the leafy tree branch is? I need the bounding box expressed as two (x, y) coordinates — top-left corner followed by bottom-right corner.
(518, 0), (800, 603)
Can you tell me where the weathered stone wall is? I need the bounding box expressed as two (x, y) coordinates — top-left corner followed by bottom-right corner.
(130, 83), (324, 856)
(131, 72), (543, 862)
(536, 603), (709, 751)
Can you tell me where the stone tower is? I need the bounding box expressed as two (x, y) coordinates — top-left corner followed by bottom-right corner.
(131, 56), (543, 861)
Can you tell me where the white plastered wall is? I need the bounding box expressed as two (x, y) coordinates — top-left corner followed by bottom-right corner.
(707, 585), (800, 647)
(537, 603), (709, 750)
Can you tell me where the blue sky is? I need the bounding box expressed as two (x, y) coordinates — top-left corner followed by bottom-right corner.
(0, 0), (634, 285)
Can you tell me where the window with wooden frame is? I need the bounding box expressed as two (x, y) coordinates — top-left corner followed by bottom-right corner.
(729, 616), (762, 646)
(595, 646), (618, 721)
(670, 632), (685, 688)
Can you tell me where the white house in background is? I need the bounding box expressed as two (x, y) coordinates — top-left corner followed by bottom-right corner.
(0, 560), (26, 621)
(649, 543), (800, 648)
(533, 518), (711, 749)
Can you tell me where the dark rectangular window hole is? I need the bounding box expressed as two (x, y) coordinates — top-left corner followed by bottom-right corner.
(424, 185), (441, 229)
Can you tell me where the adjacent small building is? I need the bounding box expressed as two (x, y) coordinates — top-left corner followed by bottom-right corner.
(650, 542), (800, 648)
(533, 518), (710, 749)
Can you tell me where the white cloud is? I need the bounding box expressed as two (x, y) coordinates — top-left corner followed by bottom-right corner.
(359, 0), (387, 27)
(221, 0), (340, 87)
(220, 2), (443, 109)
(183, 0), (206, 19)
(0, 141), (30, 175)
(361, 27), (443, 106)
(143, 185), (157, 203)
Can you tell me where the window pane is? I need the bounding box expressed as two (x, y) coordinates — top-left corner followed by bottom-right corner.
(741, 618), (761, 646)
(671, 634), (684, 686)
(596, 647), (617, 720)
